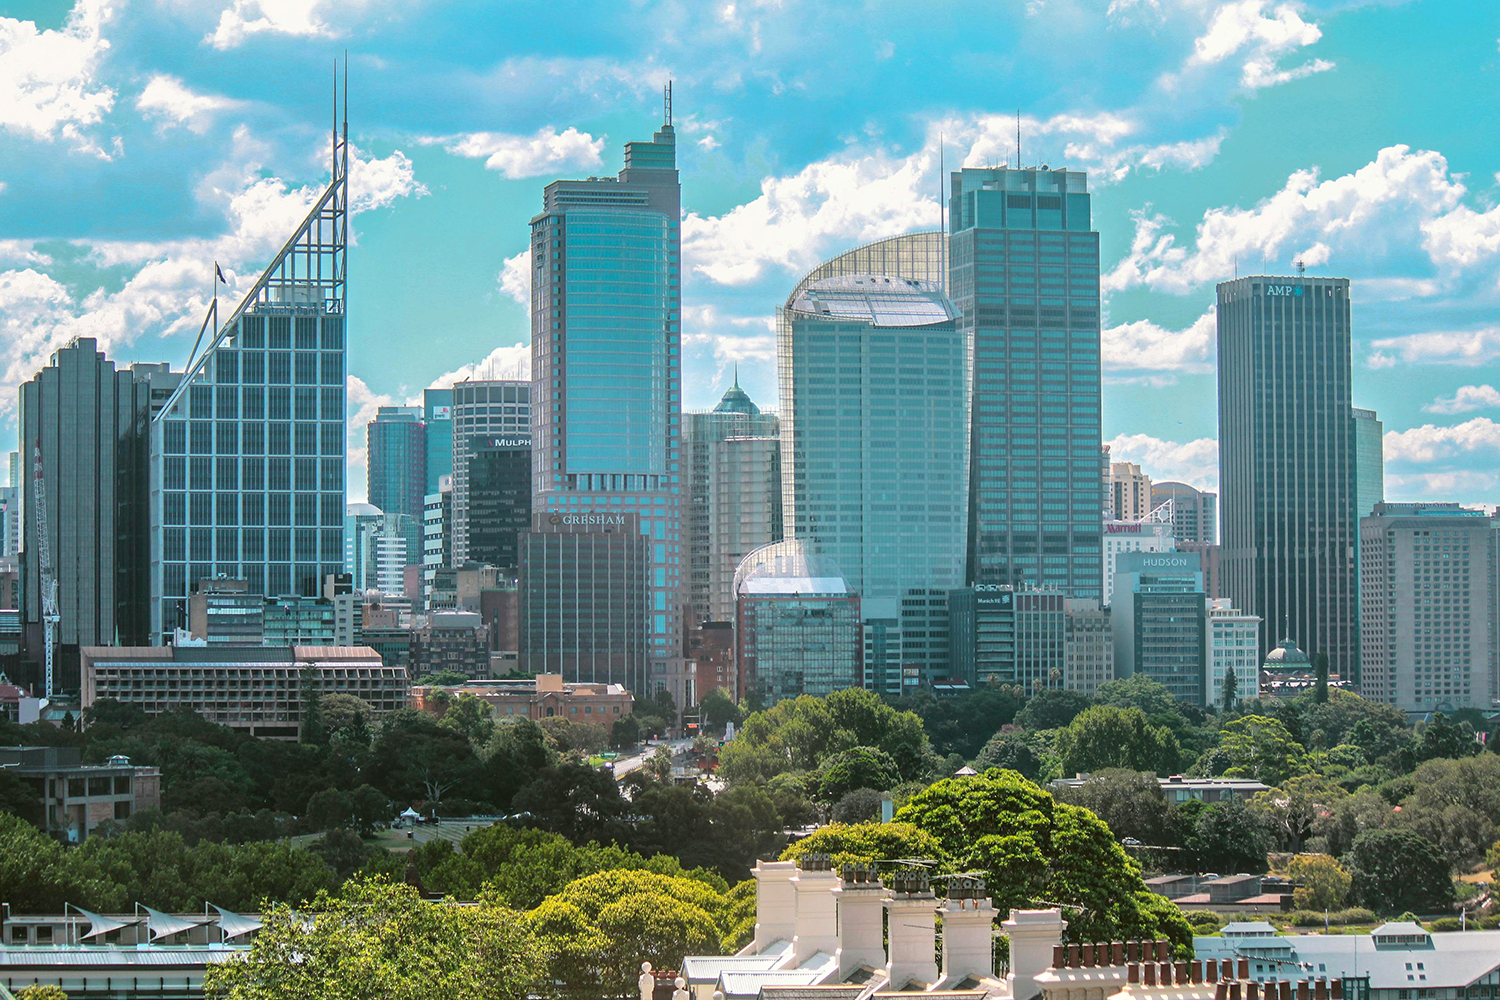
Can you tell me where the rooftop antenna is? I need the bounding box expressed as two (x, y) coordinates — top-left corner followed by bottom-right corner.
(332, 60), (337, 179)
(938, 133), (946, 292)
(664, 79), (672, 126)
(1294, 258), (1306, 276)
(1016, 108), (1021, 169)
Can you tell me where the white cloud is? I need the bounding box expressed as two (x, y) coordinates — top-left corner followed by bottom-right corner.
(498, 250), (530, 310)
(1383, 418), (1500, 464)
(427, 126), (604, 180)
(429, 343), (531, 388)
(135, 74), (242, 134)
(0, 0), (116, 146)
(344, 374), (395, 501)
(1105, 145), (1469, 294)
(1368, 326), (1500, 368)
(1425, 384), (1500, 414)
(1385, 469), (1500, 500)
(1103, 307), (1216, 373)
(207, 0), (353, 50)
(1105, 432), (1219, 491)
(0, 240), (52, 266)
(697, 135), (721, 151)
(349, 144), (426, 213)
(683, 304), (776, 366)
(1184, 0), (1332, 90)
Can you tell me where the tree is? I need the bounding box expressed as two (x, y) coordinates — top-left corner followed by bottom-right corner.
(1094, 675), (1201, 750)
(349, 784), (390, 836)
(699, 688), (742, 732)
(717, 689), (932, 785)
(1202, 715), (1309, 786)
(895, 770), (1192, 949)
(15, 987), (70, 1000)
(1249, 774), (1349, 853)
(972, 730), (1050, 782)
(831, 788), (886, 824)
(1182, 800), (1271, 874)
(1287, 854), (1351, 911)
(781, 821), (944, 868)
(1056, 706), (1180, 777)
(509, 764), (629, 844)
(318, 693), (374, 734)
(438, 693), (497, 747)
(1014, 688), (1092, 732)
(1414, 713), (1480, 764)
(816, 746), (900, 802)
(1345, 829), (1455, 915)
(204, 877), (544, 1000)
(299, 667), (326, 746)
(305, 788), (353, 832)
(313, 827), (372, 881)
(366, 710), (484, 807)
(0, 767), (42, 825)
(1312, 653), (1329, 705)
(539, 717), (608, 756)
(896, 687), (1025, 759)
(1053, 770), (1181, 848)
(1220, 665), (1239, 713)
(609, 714), (642, 749)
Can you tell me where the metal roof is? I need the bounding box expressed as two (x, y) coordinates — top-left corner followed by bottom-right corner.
(788, 275), (956, 328)
(0, 946), (243, 968)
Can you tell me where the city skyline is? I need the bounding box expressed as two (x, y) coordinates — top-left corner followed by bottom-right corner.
(0, 2), (1497, 510)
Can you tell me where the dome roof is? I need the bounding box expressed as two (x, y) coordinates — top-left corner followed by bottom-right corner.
(346, 502), (383, 518)
(1263, 634), (1311, 668)
(712, 367), (761, 416)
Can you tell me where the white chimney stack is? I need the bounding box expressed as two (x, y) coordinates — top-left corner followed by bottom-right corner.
(833, 862), (888, 977)
(752, 859), (798, 953)
(1004, 909), (1067, 1000)
(940, 877), (996, 983)
(789, 853), (840, 964)
(883, 869), (938, 989)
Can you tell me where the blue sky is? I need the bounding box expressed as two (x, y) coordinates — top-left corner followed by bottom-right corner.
(1, 0), (1498, 505)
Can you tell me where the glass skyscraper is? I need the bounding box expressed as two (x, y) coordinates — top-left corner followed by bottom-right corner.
(367, 405), (425, 523)
(424, 388), (453, 496)
(1352, 407), (1383, 519)
(529, 114), (686, 704)
(1217, 275), (1356, 678)
(948, 167), (1104, 600)
(450, 379), (529, 566)
(149, 118), (349, 640)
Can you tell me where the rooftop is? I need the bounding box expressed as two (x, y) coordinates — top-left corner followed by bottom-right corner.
(788, 275), (957, 328)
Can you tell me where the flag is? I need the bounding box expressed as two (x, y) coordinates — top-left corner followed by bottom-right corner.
(215, 263), (226, 285)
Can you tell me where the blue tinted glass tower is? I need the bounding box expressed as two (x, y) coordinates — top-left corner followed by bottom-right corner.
(949, 167), (1103, 599)
(529, 110), (686, 705)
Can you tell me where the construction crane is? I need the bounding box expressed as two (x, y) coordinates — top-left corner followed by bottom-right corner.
(31, 439), (59, 699)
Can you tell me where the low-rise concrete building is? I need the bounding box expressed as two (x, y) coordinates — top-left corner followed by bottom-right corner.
(412, 673), (632, 723)
(0, 745), (160, 842)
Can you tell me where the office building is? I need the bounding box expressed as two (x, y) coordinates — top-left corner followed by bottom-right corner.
(1150, 481), (1217, 544)
(343, 503), (383, 590)
(421, 478), (452, 609)
(357, 513), (421, 595)
(465, 435), (531, 571)
(149, 115), (350, 641)
(367, 405), (425, 523)
(1063, 598), (1111, 697)
(734, 540), (861, 705)
(409, 611), (491, 679)
(1359, 503), (1497, 713)
(778, 274), (968, 685)
(687, 620), (735, 697)
(1101, 518), (1174, 606)
(1351, 407), (1384, 519)
(949, 166), (1103, 600)
(450, 380), (530, 567)
(1217, 275), (1356, 677)
(187, 577), (265, 645)
(683, 377), (781, 628)
(1, 451), (17, 558)
(948, 585), (1065, 691)
(21, 341), (174, 690)
(1176, 540), (1222, 599)
(0, 746), (161, 842)
(424, 387), (454, 495)
(518, 511), (652, 694)
(1112, 550), (1208, 705)
(262, 594), (338, 645)
(81, 644), (406, 739)
(1108, 462), (1152, 521)
(529, 114), (688, 704)
(1206, 598), (1261, 709)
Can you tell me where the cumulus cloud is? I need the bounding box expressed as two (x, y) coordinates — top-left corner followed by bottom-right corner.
(1105, 433), (1219, 491)
(1383, 418), (1500, 464)
(1425, 384), (1500, 414)
(1102, 307), (1216, 372)
(683, 304), (776, 364)
(498, 250), (530, 311)
(344, 374), (396, 502)
(1183, 0), (1332, 90)
(429, 343), (531, 387)
(0, 0), (116, 147)
(1368, 326), (1500, 368)
(135, 74), (242, 134)
(426, 126), (604, 179)
(207, 0), (355, 49)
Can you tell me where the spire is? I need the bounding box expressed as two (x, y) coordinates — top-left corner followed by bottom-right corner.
(732, 363), (739, 390)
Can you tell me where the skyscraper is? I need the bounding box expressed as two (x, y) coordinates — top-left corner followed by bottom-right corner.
(367, 405), (425, 523)
(1351, 407), (1383, 519)
(1150, 481), (1217, 544)
(21, 341), (172, 688)
(1108, 462), (1153, 520)
(1112, 550), (1208, 705)
(683, 377), (780, 629)
(424, 388), (454, 496)
(466, 435), (531, 571)
(529, 110), (687, 704)
(1217, 275), (1356, 677)
(149, 97), (349, 640)
(450, 380), (529, 566)
(778, 274), (968, 688)
(949, 167), (1103, 600)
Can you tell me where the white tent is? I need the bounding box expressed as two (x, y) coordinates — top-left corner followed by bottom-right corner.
(140, 905), (199, 941)
(70, 906), (130, 942)
(400, 807), (422, 819)
(209, 903), (263, 941)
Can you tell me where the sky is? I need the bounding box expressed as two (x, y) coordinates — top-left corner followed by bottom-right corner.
(1, 0), (1498, 506)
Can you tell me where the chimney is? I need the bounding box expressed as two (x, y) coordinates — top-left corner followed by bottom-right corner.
(1003, 909), (1067, 1000)
(883, 869), (939, 988)
(834, 863), (888, 978)
(790, 853), (840, 964)
(939, 877), (996, 983)
(752, 859), (798, 952)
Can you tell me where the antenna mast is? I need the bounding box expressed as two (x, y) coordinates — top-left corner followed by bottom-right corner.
(1016, 109), (1021, 169)
(938, 134), (946, 292)
(664, 80), (672, 126)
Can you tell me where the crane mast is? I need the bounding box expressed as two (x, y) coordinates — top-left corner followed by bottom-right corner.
(31, 440), (59, 699)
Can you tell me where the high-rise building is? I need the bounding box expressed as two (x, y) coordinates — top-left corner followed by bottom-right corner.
(450, 380), (530, 567)
(683, 377), (781, 629)
(466, 435), (531, 572)
(150, 108), (350, 640)
(187, 577), (265, 645)
(948, 585), (1065, 691)
(779, 274), (968, 687)
(1112, 550), (1207, 705)
(362, 514), (421, 596)
(1205, 598), (1261, 710)
(1150, 481), (1217, 544)
(1217, 275), (1356, 678)
(343, 503), (383, 592)
(529, 113), (688, 704)
(1101, 518), (1175, 606)
(21, 340), (174, 688)
(367, 406), (425, 523)
(1108, 462), (1153, 521)
(1063, 598), (1112, 697)
(1359, 503), (1497, 713)
(734, 540), (861, 705)
(1351, 407), (1384, 520)
(949, 167), (1103, 600)
(421, 478), (451, 609)
(424, 388), (454, 496)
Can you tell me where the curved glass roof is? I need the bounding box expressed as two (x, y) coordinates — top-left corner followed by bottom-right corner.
(788, 275), (956, 328)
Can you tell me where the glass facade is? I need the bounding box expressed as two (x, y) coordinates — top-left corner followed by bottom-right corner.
(449, 380), (529, 566)
(1217, 276), (1356, 678)
(466, 436), (531, 572)
(367, 406), (425, 523)
(949, 167), (1103, 600)
(424, 388), (453, 496)
(1352, 407), (1383, 519)
(948, 585), (1065, 689)
(530, 120), (686, 702)
(1112, 551), (1208, 705)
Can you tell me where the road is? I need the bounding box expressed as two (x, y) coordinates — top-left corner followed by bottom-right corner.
(610, 737), (695, 779)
